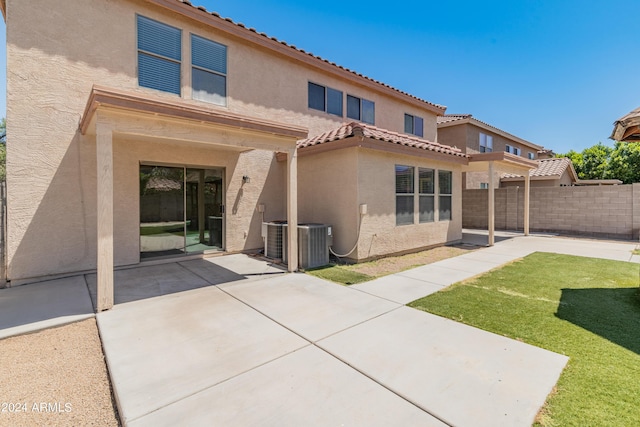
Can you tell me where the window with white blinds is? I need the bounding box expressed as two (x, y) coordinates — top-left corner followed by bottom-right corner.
(191, 34), (227, 106)
(137, 15), (182, 95)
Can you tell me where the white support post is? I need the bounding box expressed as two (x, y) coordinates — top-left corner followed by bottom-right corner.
(488, 161), (495, 246)
(287, 148), (298, 272)
(96, 122), (114, 311)
(524, 173), (530, 236)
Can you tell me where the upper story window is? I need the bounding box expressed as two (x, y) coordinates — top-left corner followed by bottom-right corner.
(191, 34), (227, 106)
(479, 132), (493, 153)
(137, 15), (182, 95)
(308, 83), (343, 117)
(506, 145), (521, 156)
(404, 114), (424, 137)
(528, 152), (535, 160)
(347, 95), (375, 125)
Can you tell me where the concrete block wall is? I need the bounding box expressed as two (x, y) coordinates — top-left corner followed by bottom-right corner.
(463, 184), (640, 240)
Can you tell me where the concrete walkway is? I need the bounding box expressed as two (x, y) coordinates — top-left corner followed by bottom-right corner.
(352, 230), (640, 304)
(3, 231), (638, 426)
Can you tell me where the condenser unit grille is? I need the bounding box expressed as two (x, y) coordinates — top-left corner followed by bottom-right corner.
(299, 225), (329, 269)
(265, 222), (332, 269)
(265, 222), (286, 260)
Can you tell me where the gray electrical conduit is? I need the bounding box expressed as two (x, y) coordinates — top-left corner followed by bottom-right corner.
(329, 213), (364, 258)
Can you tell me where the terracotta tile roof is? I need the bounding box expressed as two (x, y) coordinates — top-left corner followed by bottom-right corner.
(501, 157), (572, 179)
(172, 0), (445, 112)
(298, 122), (466, 158)
(436, 114), (472, 124)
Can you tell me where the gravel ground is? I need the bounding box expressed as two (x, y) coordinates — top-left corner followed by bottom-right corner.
(0, 318), (120, 427)
(346, 245), (476, 277)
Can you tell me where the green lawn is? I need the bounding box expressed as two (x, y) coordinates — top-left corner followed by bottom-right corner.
(306, 264), (373, 285)
(409, 252), (640, 427)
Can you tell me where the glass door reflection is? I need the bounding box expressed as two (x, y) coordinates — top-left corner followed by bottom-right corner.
(140, 165), (224, 259)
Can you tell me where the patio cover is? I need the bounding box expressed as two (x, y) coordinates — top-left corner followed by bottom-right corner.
(610, 107), (640, 142)
(464, 152), (538, 246)
(80, 86), (307, 311)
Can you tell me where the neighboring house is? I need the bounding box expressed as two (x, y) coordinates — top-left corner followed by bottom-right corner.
(4, 0), (534, 309)
(611, 107), (640, 142)
(437, 114), (544, 189)
(501, 157), (622, 187)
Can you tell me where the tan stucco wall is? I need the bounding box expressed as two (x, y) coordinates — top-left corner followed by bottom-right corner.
(462, 185), (640, 239)
(297, 148), (359, 256)
(298, 147), (463, 262)
(356, 149), (462, 260)
(5, 0), (443, 280)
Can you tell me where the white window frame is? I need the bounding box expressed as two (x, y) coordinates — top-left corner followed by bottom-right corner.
(404, 113), (424, 137)
(438, 170), (453, 221)
(191, 33), (227, 106)
(347, 94), (375, 125)
(137, 15), (182, 96)
(418, 168), (434, 223)
(528, 152), (535, 160)
(395, 165), (415, 226)
(479, 133), (493, 153)
(308, 82), (343, 117)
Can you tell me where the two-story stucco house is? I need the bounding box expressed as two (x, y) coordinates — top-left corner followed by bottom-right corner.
(438, 114), (544, 189)
(2, 0), (535, 310)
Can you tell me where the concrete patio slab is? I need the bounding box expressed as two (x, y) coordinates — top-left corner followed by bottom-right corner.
(397, 264), (478, 286)
(0, 275), (94, 339)
(179, 254), (285, 284)
(130, 345), (448, 427)
(97, 285), (308, 425)
(86, 262), (210, 307)
(220, 273), (400, 341)
(318, 307), (569, 427)
(351, 274), (445, 304)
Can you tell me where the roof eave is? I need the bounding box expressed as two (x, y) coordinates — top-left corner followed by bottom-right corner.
(145, 0), (446, 115)
(1, 0), (6, 21)
(80, 85), (308, 140)
(500, 175), (561, 182)
(297, 136), (468, 165)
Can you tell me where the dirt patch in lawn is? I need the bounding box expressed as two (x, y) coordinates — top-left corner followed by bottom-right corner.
(0, 318), (120, 427)
(345, 245), (476, 277)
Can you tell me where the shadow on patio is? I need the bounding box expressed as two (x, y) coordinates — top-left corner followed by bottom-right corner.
(85, 254), (286, 308)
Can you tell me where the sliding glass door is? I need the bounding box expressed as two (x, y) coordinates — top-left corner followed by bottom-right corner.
(140, 165), (224, 259)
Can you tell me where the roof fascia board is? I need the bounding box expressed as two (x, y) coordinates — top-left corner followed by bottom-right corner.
(145, 0), (446, 115)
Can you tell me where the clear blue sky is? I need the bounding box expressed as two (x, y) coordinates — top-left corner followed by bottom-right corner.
(1, 1), (638, 153)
